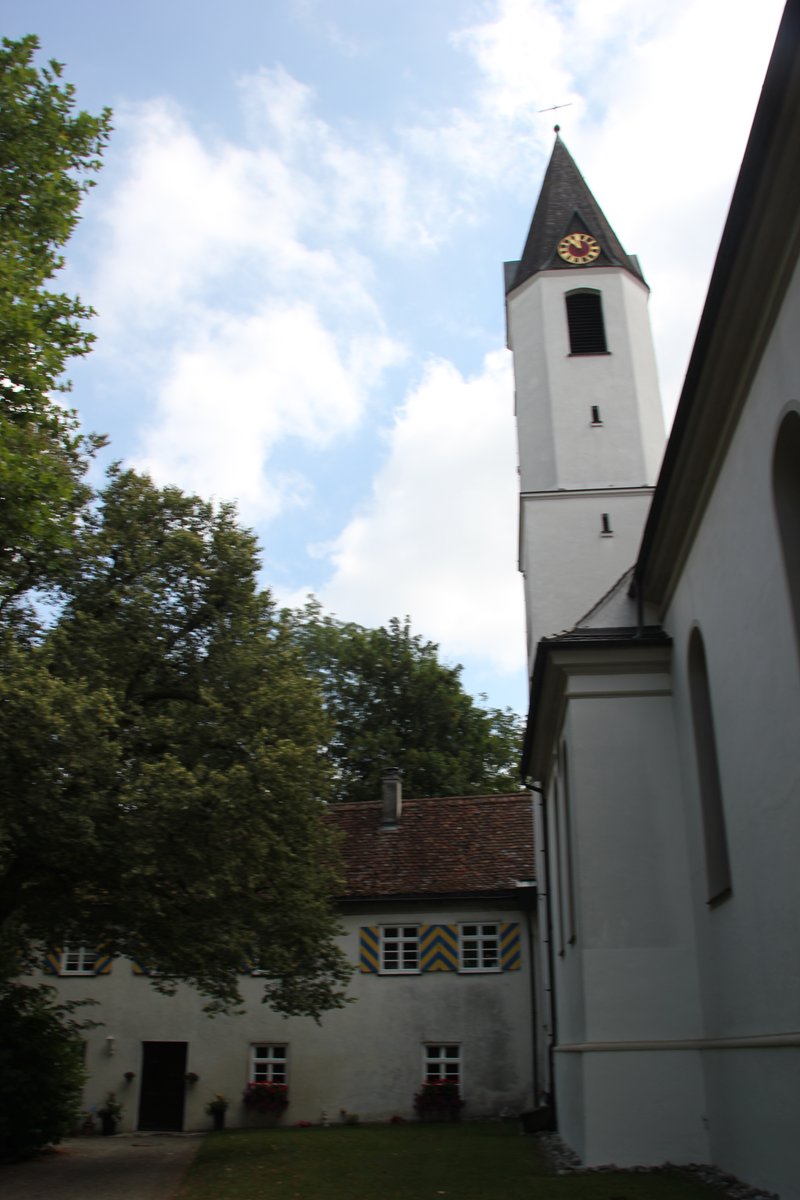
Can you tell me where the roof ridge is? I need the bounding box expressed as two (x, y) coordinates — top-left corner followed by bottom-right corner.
(329, 791), (529, 809)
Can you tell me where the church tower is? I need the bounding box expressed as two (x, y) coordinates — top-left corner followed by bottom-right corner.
(506, 134), (665, 672)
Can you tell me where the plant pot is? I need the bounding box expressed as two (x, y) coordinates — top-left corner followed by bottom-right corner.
(213, 1111), (225, 1131)
(101, 1116), (117, 1136)
(419, 1109), (461, 1123)
(82, 1121), (96, 1136)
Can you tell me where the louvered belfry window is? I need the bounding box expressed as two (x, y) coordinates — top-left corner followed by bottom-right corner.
(566, 290), (607, 354)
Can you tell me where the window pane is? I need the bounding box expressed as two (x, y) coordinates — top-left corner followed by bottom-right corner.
(272, 1046), (286, 1058)
(254, 1047), (268, 1059)
(427, 1046), (440, 1057)
(482, 925), (497, 936)
(445, 1046), (459, 1058)
(384, 927), (398, 938)
(463, 925), (477, 936)
(403, 927), (416, 938)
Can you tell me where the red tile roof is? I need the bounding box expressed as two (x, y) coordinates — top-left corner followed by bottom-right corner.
(326, 793), (534, 898)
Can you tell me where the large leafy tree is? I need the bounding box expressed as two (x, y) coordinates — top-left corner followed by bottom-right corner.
(1, 470), (350, 1016)
(0, 34), (111, 615)
(287, 599), (524, 803)
(0, 37), (349, 1020)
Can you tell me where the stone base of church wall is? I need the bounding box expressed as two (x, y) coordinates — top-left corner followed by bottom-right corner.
(703, 1047), (800, 1200)
(555, 1048), (709, 1168)
(552, 1050), (586, 1163)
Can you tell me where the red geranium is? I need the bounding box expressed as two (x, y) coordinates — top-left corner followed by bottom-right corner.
(242, 1081), (289, 1113)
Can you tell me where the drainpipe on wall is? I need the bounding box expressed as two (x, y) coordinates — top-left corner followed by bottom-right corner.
(530, 782), (558, 1131)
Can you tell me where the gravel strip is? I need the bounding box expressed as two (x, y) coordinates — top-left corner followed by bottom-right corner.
(535, 1133), (780, 1200)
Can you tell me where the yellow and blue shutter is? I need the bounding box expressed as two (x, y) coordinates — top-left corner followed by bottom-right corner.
(359, 926), (380, 972)
(419, 924), (458, 971)
(500, 923), (521, 970)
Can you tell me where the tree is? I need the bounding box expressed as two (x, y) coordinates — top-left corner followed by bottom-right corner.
(286, 598), (524, 803)
(1, 469), (351, 1017)
(0, 982), (92, 1159)
(0, 35), (111, 615)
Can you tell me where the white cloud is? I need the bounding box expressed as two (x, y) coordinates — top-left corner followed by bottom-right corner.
(319, 350), (526, 673)
(137, 303), (400, 521)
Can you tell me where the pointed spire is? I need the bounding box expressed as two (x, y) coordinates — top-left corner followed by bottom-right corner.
(508, 135), (645, 294)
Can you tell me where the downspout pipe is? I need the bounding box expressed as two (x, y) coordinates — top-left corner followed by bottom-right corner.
(530, 782), (558, 1131)
(524, 901), (540, 1108)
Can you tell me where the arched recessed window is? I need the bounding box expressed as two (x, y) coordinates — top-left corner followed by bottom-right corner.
(565, 290), (607, 355)
(772, 410), (800, 652)
(687, 628), (731, 904)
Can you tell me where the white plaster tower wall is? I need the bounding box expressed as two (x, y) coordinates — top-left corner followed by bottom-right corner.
(507, 138), (666, 661)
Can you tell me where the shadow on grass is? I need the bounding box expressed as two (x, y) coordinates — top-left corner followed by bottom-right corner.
(178, 1122), (721, 1200)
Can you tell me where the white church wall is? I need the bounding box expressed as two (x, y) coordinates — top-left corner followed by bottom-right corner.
(40, 901), (534, 1132)
(543, 663), (711, 1166)
(579, 1049), (708, 1167)
(662, 255), (800, 1200)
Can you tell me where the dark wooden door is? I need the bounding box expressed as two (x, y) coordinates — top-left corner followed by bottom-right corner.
(138, 1042), (187, 1131)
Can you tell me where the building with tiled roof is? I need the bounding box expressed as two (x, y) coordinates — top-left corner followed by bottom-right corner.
(39, 773), (539, 1130)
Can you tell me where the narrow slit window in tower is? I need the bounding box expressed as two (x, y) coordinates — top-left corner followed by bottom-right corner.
(591, 405), (602, 425)
(566, 290), (607, 355)
(600, 513), (612, 535)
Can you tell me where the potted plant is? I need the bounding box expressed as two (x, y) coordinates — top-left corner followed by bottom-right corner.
(205, 1094), (229, 1132)
(242, 1081), (289, 1127)
(98, 1092), (124, 1136)
(413, 1080), (464, 1123)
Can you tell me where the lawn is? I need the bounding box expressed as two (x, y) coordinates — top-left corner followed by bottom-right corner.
(178, 1122), (720, 1200)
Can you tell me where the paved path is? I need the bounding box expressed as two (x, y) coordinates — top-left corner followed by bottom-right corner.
(0, 1133), (204, 1200)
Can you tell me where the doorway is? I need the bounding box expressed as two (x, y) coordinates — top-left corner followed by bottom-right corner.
(138, 1041), (188, 1131)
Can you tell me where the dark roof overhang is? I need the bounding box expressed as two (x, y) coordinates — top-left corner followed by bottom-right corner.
(336, 887), (535, 908)
(521, 627), (672, 783)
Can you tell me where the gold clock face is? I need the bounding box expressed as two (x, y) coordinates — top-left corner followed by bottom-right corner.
(557, 232), (601, 265)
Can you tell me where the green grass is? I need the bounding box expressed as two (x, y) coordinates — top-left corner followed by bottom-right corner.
(178, 1122), (720, 1200)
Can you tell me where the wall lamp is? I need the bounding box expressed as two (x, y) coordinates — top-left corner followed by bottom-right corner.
(106, 1036), (115, 1057)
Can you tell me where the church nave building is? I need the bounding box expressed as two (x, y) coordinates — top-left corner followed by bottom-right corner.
(506, 3), (800, 1197)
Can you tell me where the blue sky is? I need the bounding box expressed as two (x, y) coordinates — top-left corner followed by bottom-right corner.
(5, 0), (786, 713)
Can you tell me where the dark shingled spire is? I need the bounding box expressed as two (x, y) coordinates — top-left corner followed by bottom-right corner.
(507, 134), (645, 294)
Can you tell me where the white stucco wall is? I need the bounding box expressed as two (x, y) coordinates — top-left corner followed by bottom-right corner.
(508, 267), (664, 495)
(520, 489), (652, 660)
(40, 900), (534, 1133)
(659, 254), (800, 1200)
(542, 662), (710, 1167)
(509, 264), (664, 661)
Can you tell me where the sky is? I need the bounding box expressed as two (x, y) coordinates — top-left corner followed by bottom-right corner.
(5, 0), (786, 714)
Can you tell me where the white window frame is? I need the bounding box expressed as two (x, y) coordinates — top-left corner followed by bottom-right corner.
(422, 1043), (461, 1084)
(250, 1044), (288, 1084)
(458, 922), (501, 972)
(60, 946), (97, 976)
(379, 924), (420, 974)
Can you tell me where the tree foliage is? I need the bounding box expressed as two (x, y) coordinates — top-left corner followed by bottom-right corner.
(286, 599), (524, 803)
(0, 35), (111, 616)
(1, 470), (351, 1016)
(0, 982), (91, 1159)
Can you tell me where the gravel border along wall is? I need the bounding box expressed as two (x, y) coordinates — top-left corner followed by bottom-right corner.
(535, 1133), (780, 1200)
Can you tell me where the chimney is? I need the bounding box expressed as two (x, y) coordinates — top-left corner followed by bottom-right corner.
(380, 767), (402, 829)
